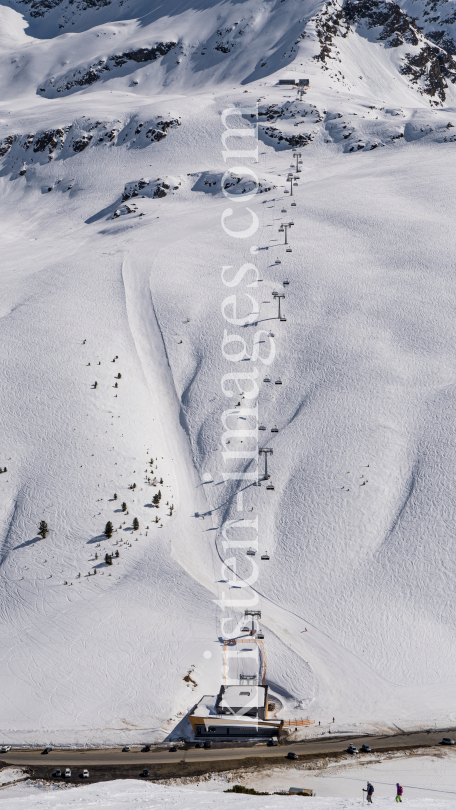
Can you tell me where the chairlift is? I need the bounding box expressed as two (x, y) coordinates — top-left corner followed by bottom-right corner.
(278, 226), (284, 232)
(271, 426), (279, 433)
(275, 258), (281, 265)
(246, 548), (256, 556)
(241, 626), (250, 632)
(291, 202), (296, 207)
(263, 376), (271, 383)
(272, 290), (278, 296)
(275, 379), (282, 385)
(286, 247), (292, 253)
(281, 208), (287, 213)
(257, 632), (265, 639)
(284, 190), (289, 194)
(266, 483), (275, 491)
(283, 279), (289, 286)
(259, 424), (266, 431)
(293, 182), (298, 186)
(280, 316), (287, 322)
(261, 553), (270, 560)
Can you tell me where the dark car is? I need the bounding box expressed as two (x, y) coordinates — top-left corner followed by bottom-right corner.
(347, 744), (358, 754)
(267, 738), (278, 746)
(203, 741), (212, 749)
(42, 747), (52, 754)
(122, 746), (130, 752)
(141, 769), (149, 777)
(142, 745), (151, 752)
(54, 769), (62, 778)
(195, 742), (201, 748)
(287, 752), (298, 760)
(169, 746), (177, 752)
(360, 744), (371, 753)
(441, 738), (455, 745)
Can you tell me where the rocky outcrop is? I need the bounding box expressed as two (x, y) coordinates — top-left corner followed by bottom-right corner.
(38, 42), (177, 96)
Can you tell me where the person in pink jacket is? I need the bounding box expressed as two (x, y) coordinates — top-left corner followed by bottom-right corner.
(396, 783), (403, 802)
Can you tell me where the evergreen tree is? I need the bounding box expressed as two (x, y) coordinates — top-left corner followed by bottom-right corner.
(93, 381), (98, 388)
(115, 550), (119, 558)
(132, 517), (139, 531)
(38, 520), (48, 539)
(121, 502), (127, 512)
(104, 521), (113, 539)
(113, 493), (117, 500)
(105, 553), (112, 566)
(117, 373), (122, 379)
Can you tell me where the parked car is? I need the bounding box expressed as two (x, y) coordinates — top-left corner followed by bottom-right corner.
(168, 746), (177, 752)
(441, 738), (455, 745)
(1, 746), (11, 753)
(143, 745), (151, 752)
(64, 769), (71, 778)
(268, 738), (278, 746)
(203, 741), (212, 749)
(287, 752), (298, 760)
(42, 747), (52, 754)
(360, 744), (371, 753)
(347, 745), (358, 754)
(54, 769), (61, 778)
(195, 742), (201, 748)
(122, 746), (130, 752)
(141, 769), (149, 777)
(82, 770), (89, 778)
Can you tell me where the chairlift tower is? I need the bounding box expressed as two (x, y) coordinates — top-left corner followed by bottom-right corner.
(279, 222), (294, 245)
(272, 291), (286, 321)
(259, 447), (273, 480)
(292, 152), (302, 172)
(286, 173), (294, 196)
(244, 609), (262, 638)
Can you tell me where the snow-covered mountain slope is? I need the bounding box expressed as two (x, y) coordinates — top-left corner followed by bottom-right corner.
(0, 0), (456, 745)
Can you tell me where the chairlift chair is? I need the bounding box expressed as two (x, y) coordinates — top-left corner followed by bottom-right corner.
(275, 379), (282, 385)
(261, 553), (271, 559)
(246, 548), (256, 556)
(257, 632), (265, 639)
(271, 426), (279, 433)
(241, 626), (250, 632)
(275, 258), (281, 264)
(293, 182), (298, 186)
(281, 208), (287, 213)
(266, 483), (275, 491)
(259, 425), (266, 431)
(280, 316), (287, 322)
(283, 279), (289, 286)
(263, 376), (271, 383)
(291, 202), (296, 207)
(284, 190), (289, 194)
(286, 247), (292, 253)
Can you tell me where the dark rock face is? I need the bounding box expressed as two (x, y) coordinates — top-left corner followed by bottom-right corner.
(39, 42), (177, 95)
(345, 0), (420, 46)
(401, 43), (456, 100)
(0, 117), (181, 177)
(19, 0), (112, 18)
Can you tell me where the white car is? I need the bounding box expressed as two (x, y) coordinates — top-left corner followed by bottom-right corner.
(82, 769), (89, 778)
(1, 746), (11, 753)
(64, 768), (71, 778)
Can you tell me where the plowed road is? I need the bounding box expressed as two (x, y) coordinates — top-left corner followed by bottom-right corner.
(2, 729), (454, 767)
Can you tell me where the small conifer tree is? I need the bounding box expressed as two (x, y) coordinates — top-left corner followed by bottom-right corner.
(113, 493), (117, 500)
(93, 381), (98, 388)
(105, 553), (112, 566)
(121, 502), (127, 512)
(104, 521), (113, 539)
(133, 517), (139, 531)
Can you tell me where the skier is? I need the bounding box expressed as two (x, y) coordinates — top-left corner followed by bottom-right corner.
(396, 783), (403, 802)
(363, 782), (374, 803)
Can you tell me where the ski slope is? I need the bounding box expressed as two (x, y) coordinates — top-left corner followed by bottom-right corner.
(0, 0), (456, 745)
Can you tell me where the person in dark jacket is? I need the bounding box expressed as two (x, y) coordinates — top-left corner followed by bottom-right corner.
(396, 783), (403, 802)
(363, 782), (374, 803)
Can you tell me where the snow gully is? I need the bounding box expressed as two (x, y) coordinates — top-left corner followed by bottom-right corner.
(217, 104), (275, 708)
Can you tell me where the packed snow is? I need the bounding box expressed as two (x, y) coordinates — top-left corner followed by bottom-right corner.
(0, 0), (456, 745)
(1, 776), (456, 808)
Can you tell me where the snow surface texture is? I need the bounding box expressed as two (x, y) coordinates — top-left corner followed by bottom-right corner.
(0, 0), (456, 745)
(0, 778), (455, 808)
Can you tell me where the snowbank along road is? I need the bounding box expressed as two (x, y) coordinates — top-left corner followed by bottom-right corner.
(0, 0), (456, 746)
